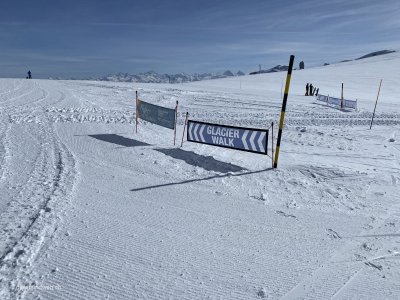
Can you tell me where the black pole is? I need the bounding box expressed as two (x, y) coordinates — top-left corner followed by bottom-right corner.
(341, 83), (344, 109)
(370, 79), (383, 130)
(274, 55), (295, 168)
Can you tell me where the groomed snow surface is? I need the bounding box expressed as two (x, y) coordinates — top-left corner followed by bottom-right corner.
(1, 53), (400, 299)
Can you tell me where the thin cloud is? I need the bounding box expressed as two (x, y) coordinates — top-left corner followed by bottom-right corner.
(0, 0), (399, 78)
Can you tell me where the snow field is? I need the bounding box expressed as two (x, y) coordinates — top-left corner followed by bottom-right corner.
(0, 53), (400, 299)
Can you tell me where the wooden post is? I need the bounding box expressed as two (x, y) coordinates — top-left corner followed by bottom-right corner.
(370, 79), (383, 130)
(174, 101), (178, 145)
(181, 112), (189, 147)
(274, 55), (295, 168)
(271, 122), (274, 169)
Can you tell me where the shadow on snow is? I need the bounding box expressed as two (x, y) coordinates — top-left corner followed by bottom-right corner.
(85, 134), (268, 192)
(156, 148), (245, 173)
(130, 168), (272, 192)
(88, 134), (150, 147)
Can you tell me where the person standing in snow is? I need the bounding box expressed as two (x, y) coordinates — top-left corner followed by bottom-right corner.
(305, 83), (309, 96)
(315, 88), (319, 96)
(309, 83), (313, 96)
(28, 70), (32, 79)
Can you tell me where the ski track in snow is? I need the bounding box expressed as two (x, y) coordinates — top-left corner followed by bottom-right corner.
(0, 80), (78, 299)
(1, 53), (400, 299)
(6, 105), (400, 129)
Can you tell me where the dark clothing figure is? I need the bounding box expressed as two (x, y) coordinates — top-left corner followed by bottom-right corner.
(28, 71), (32, 79)
(316, 88), (319, 96)
(305, 83), (309, 96)
(299, 61), (305, 70)
(309, 84), (313, 96)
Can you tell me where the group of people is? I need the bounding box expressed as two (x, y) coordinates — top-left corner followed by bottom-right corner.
(305, 83), (318, 96)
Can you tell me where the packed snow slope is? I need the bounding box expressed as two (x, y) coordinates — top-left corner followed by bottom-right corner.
(1, 52), (400, 300)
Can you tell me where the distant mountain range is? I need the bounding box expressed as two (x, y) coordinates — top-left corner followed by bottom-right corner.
(91, 70), (246, 84)
(355, 50), (396, 60)
(334, 50), (396, 65)
(51, 50), (396, 83)
(252, 50), (397, 74)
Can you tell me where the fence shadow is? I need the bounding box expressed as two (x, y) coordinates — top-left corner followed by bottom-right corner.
(313, 101), (354, 112)
(88, 134), (150, 147)
(130, 168), (272, 192)
(156, 148), (245, 173)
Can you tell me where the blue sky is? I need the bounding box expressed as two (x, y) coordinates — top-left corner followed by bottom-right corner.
(1, 0), (399, 78)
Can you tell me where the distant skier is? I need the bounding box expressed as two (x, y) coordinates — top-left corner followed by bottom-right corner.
(28, 70), (32, 79)
(309, 83), (313, 96)
(315, 88), (319, 96)
(305, 83), (309, 96)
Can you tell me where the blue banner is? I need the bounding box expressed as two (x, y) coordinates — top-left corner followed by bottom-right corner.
(187, 120), (268, 154)
(137, 99), (176, 129)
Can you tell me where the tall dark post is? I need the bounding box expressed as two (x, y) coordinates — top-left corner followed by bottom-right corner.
(174, 101), (178, 145)
(135, 91), (139, 133)
(341, 83), (344, 109)
(370, 80), (383, 129)
(274, 55), (295, 168)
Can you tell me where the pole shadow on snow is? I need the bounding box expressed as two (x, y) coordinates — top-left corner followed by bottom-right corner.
(155, 148), (245, 173)
(347, 233), (400, 238)
(130, 168), (272, 192)
(88, 134), (150, 147)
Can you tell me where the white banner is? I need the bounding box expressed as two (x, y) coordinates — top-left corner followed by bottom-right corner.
(328, 96), (342, 106)
(343, 99), (357, 109)
(316, 94), (357, 109)
(316, 95), (328, 103)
